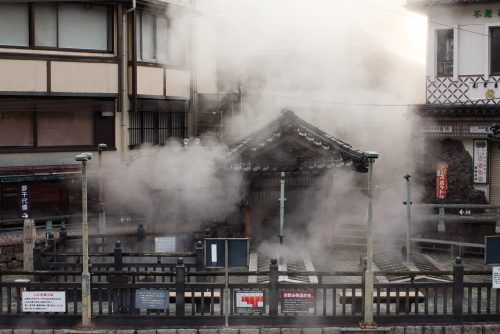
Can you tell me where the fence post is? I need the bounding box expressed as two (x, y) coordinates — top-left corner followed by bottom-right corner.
(137, 224), (146, 242)
(176, 257), (185, 316)
(33, 240), (42, 271)
(269, 258), (279, 317)
(452, 257), (464, 315)
(114, 240), (123, 271)
(438, 207), (446, 233)
(60, 223), (68, 251)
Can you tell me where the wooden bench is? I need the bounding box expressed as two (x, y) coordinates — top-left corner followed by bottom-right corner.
(411, 237), (484, 257)
(338, 290), (425, 313)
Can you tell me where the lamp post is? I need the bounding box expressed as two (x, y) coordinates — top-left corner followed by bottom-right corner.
(363, 151), (378, 327)
(75, 152), (92, 328)
(97, 143), (107, 238)
(403, 174), (412, 264)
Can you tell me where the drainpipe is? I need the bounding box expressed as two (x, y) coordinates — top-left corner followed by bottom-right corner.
(118, 4), (126, 162)
(279, 172), (285, 245)
(128, 0), (137, 145)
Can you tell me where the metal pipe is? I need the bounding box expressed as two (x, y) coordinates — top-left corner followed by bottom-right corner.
(363, 151), (378, 327)
(126, 0), (136, 13)
(279, 171), (285, 244)
(404, 174), (412, 264)
(97, 144), (107, 238)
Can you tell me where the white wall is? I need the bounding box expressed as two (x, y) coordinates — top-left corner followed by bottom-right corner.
(427, 4), (500, 77)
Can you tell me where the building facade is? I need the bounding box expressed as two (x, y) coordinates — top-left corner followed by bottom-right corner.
(409, 0), (500, 205)
(0, 0), (196, 220)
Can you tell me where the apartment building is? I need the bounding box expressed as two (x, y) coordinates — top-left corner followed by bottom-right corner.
(0, 0), (196, 220)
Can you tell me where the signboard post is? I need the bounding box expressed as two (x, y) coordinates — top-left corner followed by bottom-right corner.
(281, 290), (316, 313)
(22, 291), (66, 312)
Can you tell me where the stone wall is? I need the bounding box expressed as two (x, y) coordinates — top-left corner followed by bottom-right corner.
(1, 325), (500, 334)
(0, 245), (24, 270)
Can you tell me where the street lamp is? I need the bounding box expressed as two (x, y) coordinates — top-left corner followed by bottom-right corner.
(403, 174), (412, 264)
(75, 152), (92, 328)
(363, 151), (378, 328)
(97, 144), (107, 238)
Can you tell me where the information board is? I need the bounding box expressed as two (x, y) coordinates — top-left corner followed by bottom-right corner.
(155, 236), (176, 253)
(234, 290), (264, 315)
(135, 289), (168, 309)
(22, 291), (66, 313)
(281, 290), (316, 313)
(205, 238), (249, 268)
(485, 235), (500, 265)
(493, 267), (500, 289)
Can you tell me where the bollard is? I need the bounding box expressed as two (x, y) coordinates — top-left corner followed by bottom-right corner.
(114, 241), (123, 271)
(452, 257), (464, 315)
(176, 257), (186, 316)
(269, 258), (279, 317)
(137, 224), (146, 241)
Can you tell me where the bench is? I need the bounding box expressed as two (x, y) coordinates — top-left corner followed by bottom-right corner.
(411, 237), (484, 257)
(338, 290), (425, 313)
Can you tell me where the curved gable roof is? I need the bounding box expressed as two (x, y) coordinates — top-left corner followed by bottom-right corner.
(224, 109), (369, 173)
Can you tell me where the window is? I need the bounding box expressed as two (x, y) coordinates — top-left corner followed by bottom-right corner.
(0, 99), (115, 149)
(0, 2), (112, 52)
(436, 29), (454, 77)
(0, 3), (29, 47)
(491, 27), (500, 74)
(136, 11), (168, 63)
(129, 111), (186, 147)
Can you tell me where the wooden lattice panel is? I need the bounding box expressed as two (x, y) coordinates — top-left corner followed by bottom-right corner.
(426, 75), (500, 105)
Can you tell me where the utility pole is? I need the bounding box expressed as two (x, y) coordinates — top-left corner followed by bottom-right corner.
(363, 151), (378, 328)
(75, 152), (92, 328)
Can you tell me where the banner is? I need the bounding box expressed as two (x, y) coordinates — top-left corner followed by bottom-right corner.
(473, 140), (488, 184)
(436, 162), (448, 199)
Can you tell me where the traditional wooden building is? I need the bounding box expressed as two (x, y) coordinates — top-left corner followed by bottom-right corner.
(408, 0), (500, 204)
(0, 0), (196, 220)
(224, 110), (369, 242)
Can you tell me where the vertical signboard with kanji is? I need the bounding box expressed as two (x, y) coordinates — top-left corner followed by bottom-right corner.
(473, 140), (488, 184)
(20, 184), (30, 219)
(436, 162), (448, 199)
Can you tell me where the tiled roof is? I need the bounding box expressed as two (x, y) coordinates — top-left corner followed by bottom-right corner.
(224, 109), (369, 173)
(414, 104), (500, 117)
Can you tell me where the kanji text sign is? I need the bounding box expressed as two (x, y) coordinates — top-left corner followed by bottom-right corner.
(234, 290), (264, 315)
(19, 184), (30, 219)
(22, 291), (66, 312)
(281, 290), (316, 313)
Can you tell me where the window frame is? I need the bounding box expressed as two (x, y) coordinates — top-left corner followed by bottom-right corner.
(128, 110), (187, 148)
(136, 9), (170, 64)
(435, 28), (455, 78)
(0, 2), (114, 54)
(0, 100), (116, 152)
(488, 25), (500, 75)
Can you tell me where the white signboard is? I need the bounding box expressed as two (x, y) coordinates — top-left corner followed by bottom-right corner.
(493, 267), (500, 289)
(211, 244), (218, 263)
(470, 126), (492, 134)
(155, 236), (176, 253)
(420, 125), (453, 133)
(473, 140), (488, 184)
(468, 83), (497, 100)
(22, 291), (66, 312)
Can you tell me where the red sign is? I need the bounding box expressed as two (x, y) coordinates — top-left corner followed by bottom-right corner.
(436, 162), (448, 199)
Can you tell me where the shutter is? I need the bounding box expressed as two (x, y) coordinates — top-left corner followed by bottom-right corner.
(490, 145), (500, 205)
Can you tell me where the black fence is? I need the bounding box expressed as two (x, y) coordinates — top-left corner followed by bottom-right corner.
(0, 255), (497, 328)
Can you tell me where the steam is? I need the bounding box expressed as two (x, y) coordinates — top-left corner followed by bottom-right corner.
(196, 0), (428, 259)
(102, 142), (245, 234)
